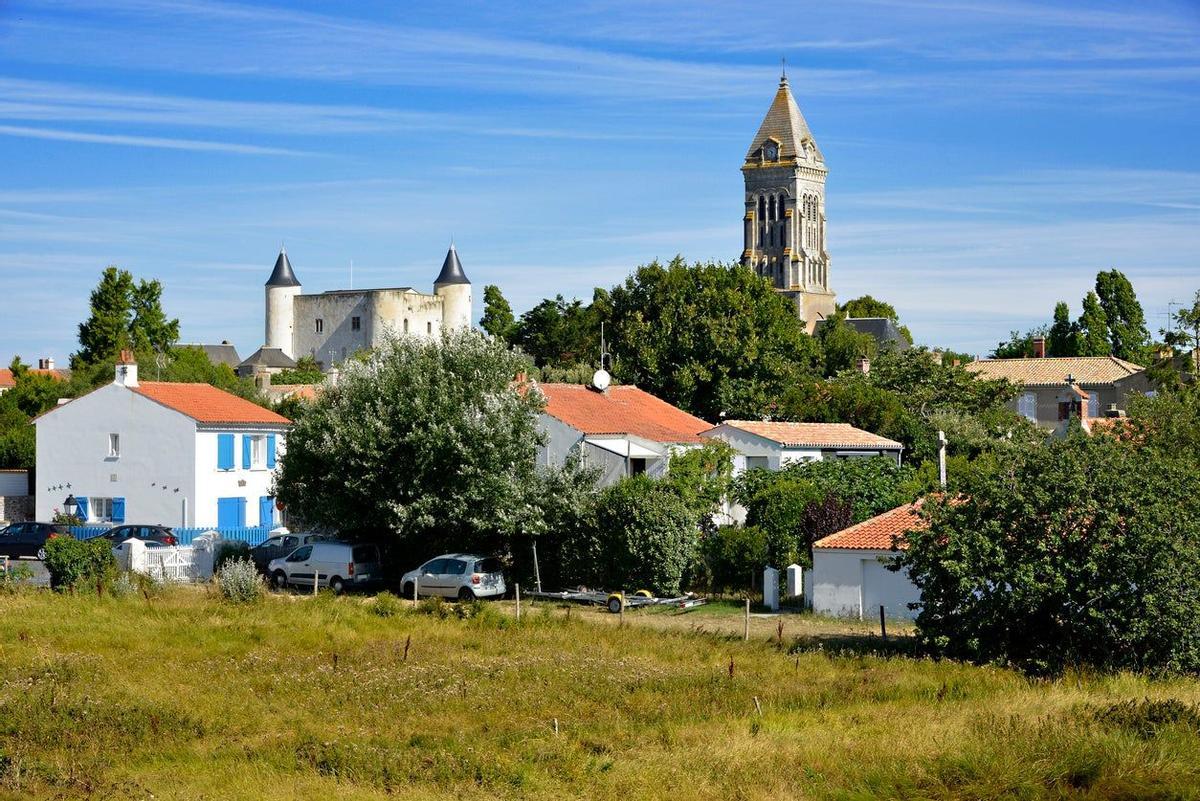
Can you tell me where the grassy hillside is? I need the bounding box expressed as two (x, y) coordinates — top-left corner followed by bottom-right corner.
(1, 589), (1199, 799)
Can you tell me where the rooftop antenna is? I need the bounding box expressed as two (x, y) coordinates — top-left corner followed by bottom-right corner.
(780, 56), (787, 83)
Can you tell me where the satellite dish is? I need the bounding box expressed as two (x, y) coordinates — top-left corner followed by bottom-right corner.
(592, 368), (611, 392)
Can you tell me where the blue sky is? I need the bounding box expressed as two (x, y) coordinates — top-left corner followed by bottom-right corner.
(1, 0), (1198, 364)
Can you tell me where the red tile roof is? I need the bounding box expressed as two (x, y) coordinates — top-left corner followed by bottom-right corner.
(713, 420), (903, 450)
(0, 368), (70, 389)
(537, 383), (710, 444)
(813, 501), (927, 551)
(133, 383), (290, 425)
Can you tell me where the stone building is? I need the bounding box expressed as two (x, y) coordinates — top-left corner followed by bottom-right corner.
(262, 244), (473, 368)
(741, 72), (836, 332)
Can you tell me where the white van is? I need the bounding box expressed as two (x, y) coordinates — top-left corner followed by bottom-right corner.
(267, 541), (382, 594)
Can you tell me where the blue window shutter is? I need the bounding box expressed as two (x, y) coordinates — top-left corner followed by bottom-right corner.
(111, 498), (125, 523)
(217, 497), (239, 528)
(237, 497), (247, 527)
(242, 435), (252, 470)
(217, 434), (234, 470)
(76, 496), (89, 520)
(267, 434), (277, 469)
(260, 496), (274, 528)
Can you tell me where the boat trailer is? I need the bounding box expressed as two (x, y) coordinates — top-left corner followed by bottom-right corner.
(525, 588), (708, 614)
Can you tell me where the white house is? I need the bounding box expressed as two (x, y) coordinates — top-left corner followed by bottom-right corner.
(811, 501), (925, 620)
(535, 382), (711, 487)
(702, 420), (903, 475)
(35, 354), (290, 529)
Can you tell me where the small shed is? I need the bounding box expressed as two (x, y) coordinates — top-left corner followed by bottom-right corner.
(811, 501), (926, 620)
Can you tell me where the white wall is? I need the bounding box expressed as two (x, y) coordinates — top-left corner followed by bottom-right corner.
(812, 548), (920, 620)
(193, 429), (286, 528)
(36, 385), (197, 525)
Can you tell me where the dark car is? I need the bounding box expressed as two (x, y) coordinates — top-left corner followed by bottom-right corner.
(249, 532), (329, 573)
(92, 524), (178, 546)
(0, 522), (71, 560)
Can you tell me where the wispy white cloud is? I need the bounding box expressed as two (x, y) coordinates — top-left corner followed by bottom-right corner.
(0, 123), (313, 155)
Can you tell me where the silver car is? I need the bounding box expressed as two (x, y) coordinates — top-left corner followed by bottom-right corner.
(267, 541), (382, 594)
(401, 554), (505, 601)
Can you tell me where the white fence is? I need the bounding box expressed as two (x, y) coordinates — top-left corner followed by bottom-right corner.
(116, 532), (220, 583)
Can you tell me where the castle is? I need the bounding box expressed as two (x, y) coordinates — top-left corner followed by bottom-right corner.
(262, 245), (472, 368)
(741, 72), (836, 332)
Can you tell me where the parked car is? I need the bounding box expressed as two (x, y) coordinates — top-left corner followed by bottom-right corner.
(0, 522), (71, 560)
(91, 525), (178, 546)
(249, 531), (329, 573)
(401, 554), (506, 601)
(267, 541), (382, 594)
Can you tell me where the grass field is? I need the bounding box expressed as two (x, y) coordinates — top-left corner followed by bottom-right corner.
(2, 588), (1199, 800)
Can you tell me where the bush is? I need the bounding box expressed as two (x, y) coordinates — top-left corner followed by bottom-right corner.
(561, 476), (697, 596)
(214, 541), (252, 573)
(698, 525), (766, 592)
(371, 591), (403, 618)
(43, 536), (117, 591)
(1093, 699), (1200, 739)
(216, 558), (263, 603)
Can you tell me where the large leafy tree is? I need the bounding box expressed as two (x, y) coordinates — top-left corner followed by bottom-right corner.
(513, 292), (606, 368)
(1047, 301), (1078, 357)
(479, 284), (517, 343)
(275, 329), (591, 560)
(900, 432), (1200, 675)
(840, 294), (914, 345)
(607, 258), (821, 421)
(815, 311), (877, 376)
(74, 266), (180, 366)
(1095, 269), (1149, 362)
(1076, 290), (1110, 356)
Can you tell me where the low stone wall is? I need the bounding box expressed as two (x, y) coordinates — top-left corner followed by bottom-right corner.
(0, 495), (34, 524)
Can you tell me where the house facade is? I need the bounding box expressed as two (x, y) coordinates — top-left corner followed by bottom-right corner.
(702, 420), (903, 475)
(35, 356), (290, 529)
(965, 354), (1150, 431)
(811, 502), (925, 620)
(535, 382), (711, 487)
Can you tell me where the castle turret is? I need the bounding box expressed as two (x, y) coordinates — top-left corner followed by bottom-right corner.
(433, 244), (472, 332)
(265, 247), (301, 358)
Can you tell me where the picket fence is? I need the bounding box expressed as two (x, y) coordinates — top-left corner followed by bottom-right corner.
(70, 525), (272, 546)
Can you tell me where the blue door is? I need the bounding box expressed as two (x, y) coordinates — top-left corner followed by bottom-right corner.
(259, 496), (274, 528)
(217, 497), (246, 528)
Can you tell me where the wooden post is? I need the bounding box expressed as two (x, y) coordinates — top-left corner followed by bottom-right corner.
(743, 597), (750, 641)
(413, 576), (419, 607)
(313, 571), (319, 596)
(532, 542), (542, 593)
(879, 605), (887, 642)
(515, 583), (521, 622)
(619, 597), (625, 628)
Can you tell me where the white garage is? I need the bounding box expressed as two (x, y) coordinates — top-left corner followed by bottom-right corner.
(811, 502), (926, 620)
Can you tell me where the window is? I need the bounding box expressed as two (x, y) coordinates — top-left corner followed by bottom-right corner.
(403, 318), (409, 333)
(1018, 392), (1037, 422)
(315, 319), (324, 334)
(286, 545), (312, 562)
(1087, 392), (1100, 420)
(745, 456), (769, 471)
(107, 433), (120, 458)
(90, 497), (114, 523)
(444, 559), (467, 575)
(427, 321), (433, 335)
(629, 458), (648, 476)
(250, 435), (267, 469)
(422, 558), (447, 575)
(351, 316), (361, 332)
(282, 536), (298, 549)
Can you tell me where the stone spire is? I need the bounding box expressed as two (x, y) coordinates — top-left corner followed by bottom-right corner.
(744, 73), (823, 165)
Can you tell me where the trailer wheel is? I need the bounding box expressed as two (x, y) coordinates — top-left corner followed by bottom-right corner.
(606, 594), (624, 614)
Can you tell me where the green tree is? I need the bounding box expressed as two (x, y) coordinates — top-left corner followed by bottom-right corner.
(840, 294), (913, 345)
(1077, 290), (1110, 356)
(273, 355), (325, 385)
(479, 284), (517, 343)
(815, 311), (877, 376)
(1047, 301), (1078, 357)
(899, 433), (1200, 675)
(607, 258), (821, 421)
(514, 294), (603, 368)
(1095, 269), (1149, 362)
(991, 327), (1046, 359)
(661, 440), (735, 532)
(275, 329), (590, 560)
(74, 266), (180, 366)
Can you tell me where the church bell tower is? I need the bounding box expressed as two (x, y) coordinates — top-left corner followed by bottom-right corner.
(741, 71), (836, 332)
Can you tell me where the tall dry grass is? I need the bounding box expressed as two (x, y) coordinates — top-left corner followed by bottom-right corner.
(0, 588), (1197, 799)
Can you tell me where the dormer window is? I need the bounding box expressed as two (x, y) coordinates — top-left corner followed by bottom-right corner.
(763, 141), (779, 162)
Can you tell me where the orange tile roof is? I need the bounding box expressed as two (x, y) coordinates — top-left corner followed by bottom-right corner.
(0, 368), (70, 388)
(715, 420), (902, 450)
(133, 382), (290, 426)
(537, 384), (710, 444)
(965, 356), (1143, 387)
(813, 502), (927, 551)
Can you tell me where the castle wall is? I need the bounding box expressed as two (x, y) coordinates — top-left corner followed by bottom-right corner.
(369, 290), (444, 346)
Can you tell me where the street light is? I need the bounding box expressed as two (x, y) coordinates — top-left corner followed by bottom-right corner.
(63, 494), (78, 518)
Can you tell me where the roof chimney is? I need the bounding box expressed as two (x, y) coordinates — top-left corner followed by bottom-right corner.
(1032, 337), (1046, 359)
(115, 350), (138, 387)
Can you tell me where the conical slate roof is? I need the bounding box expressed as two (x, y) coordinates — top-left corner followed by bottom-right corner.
(265, 247), (301, 287)
(744, 74), (822, 164)
(434, 244), (470, 285)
